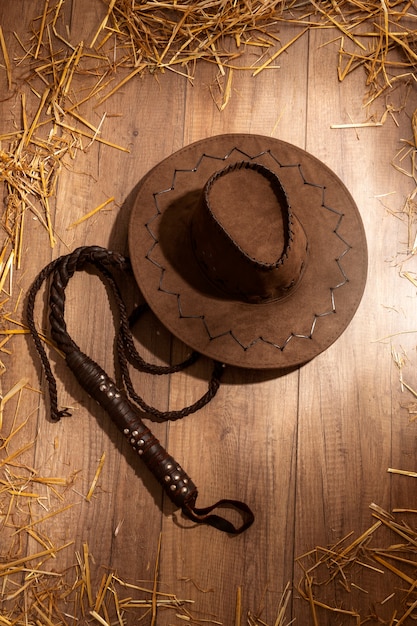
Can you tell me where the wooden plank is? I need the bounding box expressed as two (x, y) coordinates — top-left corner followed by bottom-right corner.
(294, 24), (417, 624)
(157, 26), (310, 626)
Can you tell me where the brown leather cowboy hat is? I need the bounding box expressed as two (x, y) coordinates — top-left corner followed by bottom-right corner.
(128, 134), (367, 369)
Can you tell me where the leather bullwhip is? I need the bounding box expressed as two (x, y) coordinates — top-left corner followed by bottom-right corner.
(27, 245), (254, 534)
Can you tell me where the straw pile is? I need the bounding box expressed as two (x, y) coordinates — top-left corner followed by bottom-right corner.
(297, 503), (417, 625)
(73, 0), (417, 109)
(94, 0), (417, 103)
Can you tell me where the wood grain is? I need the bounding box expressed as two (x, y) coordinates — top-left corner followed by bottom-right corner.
(1, 2), (416, 625)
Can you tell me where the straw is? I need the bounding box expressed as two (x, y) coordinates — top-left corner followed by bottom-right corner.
(297, 503), (417, 625)
(0, 25), (12, 90)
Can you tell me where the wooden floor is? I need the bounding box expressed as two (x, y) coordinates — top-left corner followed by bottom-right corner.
(1, 2), (417, 624)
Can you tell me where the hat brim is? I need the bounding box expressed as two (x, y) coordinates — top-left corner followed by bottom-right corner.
(128, 134), (367, 369)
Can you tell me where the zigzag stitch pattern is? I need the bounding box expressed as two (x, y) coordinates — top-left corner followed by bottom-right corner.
(144, 147), (352, 353)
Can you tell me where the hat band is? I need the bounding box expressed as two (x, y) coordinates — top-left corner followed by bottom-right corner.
(191, 161), (309, 304)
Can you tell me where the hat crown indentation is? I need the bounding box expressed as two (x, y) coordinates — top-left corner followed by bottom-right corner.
(191, 161), (308, 304)
(207, 162), (289, 266)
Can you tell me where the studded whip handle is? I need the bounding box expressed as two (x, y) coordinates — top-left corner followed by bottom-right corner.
(65, 349), (198, 510)
(65, 347), (254, 532)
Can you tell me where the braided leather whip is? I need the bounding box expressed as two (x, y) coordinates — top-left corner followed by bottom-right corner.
(26, 246), (254, 534)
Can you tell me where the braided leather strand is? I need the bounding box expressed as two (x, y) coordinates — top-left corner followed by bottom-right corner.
(92, 258), (225, 420)
(26, 256), (70, 420)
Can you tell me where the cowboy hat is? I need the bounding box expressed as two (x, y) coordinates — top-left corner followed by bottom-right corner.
(128, 134), (367, 369)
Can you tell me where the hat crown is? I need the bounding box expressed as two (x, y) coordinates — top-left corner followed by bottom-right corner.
(191, 161), (308, 304)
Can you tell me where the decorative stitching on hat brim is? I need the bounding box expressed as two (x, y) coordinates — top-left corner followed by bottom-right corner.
(145, 147), (350, 351)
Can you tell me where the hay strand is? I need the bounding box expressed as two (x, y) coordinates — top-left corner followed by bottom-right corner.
(388, 467), (417, 478)
(68, 197), (115, 229)
(0, 26), (12, 90)
(235, 586), (242, 626)
(252, 27), (309, 77)
(0, 378), (29, 430)
(150, 532), (162, 626)
(85, 452), (106, 501)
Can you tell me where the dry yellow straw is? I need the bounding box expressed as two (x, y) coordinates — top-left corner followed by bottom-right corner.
(388, 467), (417, 478)
(0, 378), (29, 430)
(83, 542), (94, 606)
(151, 533), (162, 626)
(55, 121), (129, 152)
(331, 121), (383, 129)
(235, 586), (242, 626)
(17, 503), (76, 533)
(310, 0), (366, 50)
(39, 161), (56, 247)
(90, 0), (117, 48)
(220, 67), (233, 111)
(97, 63), (147, 105)
(274, 582), (292, 626)
(253, 28), (308, 76)
(0, 25), (12, 90)
(94, 573), (114, 613)
(35, 0), (50, 59)
(25, 88), (50, 147)
(0, 249), (14, 296)
(85, 452), (106, 501)
(90, 611), (110, 626)
(68, 197), (115, 229)
(335, 521), (382, 560)
(0, 542), (73, 571)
